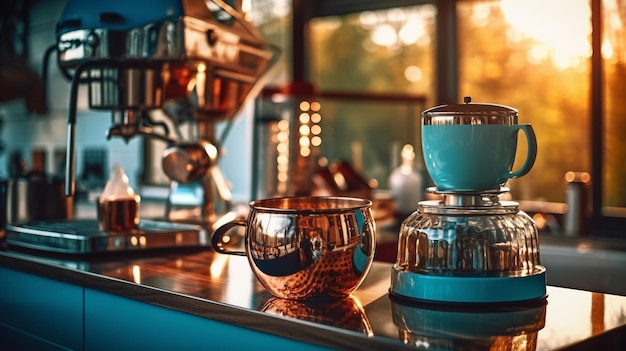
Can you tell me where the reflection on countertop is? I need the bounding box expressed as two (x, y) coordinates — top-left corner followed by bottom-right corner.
(1, 244), (625, 350)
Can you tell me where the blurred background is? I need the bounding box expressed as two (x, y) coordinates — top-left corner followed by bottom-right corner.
(0, 0), (624, 237)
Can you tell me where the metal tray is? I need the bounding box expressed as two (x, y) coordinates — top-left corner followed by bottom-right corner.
(5, 219), (208, 254)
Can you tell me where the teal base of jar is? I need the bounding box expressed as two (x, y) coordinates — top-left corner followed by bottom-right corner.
(390, 265), (547, 305)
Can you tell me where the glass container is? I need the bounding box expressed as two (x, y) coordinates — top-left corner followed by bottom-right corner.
(390, 188), (547, 304)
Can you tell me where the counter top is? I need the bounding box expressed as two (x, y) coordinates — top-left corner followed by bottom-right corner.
(1, 243), (625, 350)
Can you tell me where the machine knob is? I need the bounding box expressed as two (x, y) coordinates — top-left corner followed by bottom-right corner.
(161, 141), (218, 183)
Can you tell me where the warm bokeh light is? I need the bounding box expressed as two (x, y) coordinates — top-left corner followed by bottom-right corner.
(311, 125), (322, 135)
(404, 65), (423, 82)
(360, 6), (434, 49)
(299, 124), (310, 136)
(299, 100), (310, 111)
(565, 171), (592, 184)
(603, 0), (623, 61)
(276, 143), (288, 153)
(398, 17), (425, 45)
(370, 24), (397, 47)
(299, 112), (310, 123)
(500, 0), (591, 70)
(276, 119), (290, 192)
(299, 136), (310, 147)
(300, 147), (311, 157)
(311, 136), (322, 146)
(311, 113), (322, 123)
(310, 101), (322, 111)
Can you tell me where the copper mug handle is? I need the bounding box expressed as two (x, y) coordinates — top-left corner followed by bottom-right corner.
(210, 219), (247, 256)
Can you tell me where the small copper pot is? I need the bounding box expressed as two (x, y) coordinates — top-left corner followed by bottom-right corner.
(211, 196), (376, 300)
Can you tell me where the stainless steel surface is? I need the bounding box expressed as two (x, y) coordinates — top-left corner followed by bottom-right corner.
(161, 140), (233, 223)
(5, 219), (207, 254)
(211, 196), (376, 300)
(422, 96), (519, 125)
(4, 178), (72, 223)
(432, 187), (509, 207)
(563, 171), (592, 237)
(47, 0), (278, 236)
(162, 141), (219, 183)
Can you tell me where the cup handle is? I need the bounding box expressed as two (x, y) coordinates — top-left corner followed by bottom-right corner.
(210, 219), (247, 256)
(508, 124), (537, 179)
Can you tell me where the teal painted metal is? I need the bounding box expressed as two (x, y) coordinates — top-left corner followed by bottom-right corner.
(84, 288), (335, 351)
(0, 322), (75, 351)
(0, 266), (84, 350)
(0, 266), (337, 350)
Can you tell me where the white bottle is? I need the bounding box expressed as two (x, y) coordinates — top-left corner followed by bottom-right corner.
(389, 144), (423, 216)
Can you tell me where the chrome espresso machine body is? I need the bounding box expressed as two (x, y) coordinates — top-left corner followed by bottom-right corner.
(57, 0), (277, 222)
(4, 0), (277, 253)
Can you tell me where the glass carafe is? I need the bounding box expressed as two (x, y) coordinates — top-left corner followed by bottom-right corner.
(396, 191), (540, 276)
(390, 189), (547, 304)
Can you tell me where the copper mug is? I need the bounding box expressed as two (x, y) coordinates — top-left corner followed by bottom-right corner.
(211, 196), (376, 300)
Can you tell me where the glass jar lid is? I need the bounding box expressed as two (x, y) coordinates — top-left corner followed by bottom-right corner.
(422, 96), (518, 125)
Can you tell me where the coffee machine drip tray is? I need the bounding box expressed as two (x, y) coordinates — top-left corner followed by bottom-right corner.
(5, 219), (208, 254)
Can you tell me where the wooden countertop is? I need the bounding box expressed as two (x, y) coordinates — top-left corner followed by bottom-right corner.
(1, 243), (625, 350)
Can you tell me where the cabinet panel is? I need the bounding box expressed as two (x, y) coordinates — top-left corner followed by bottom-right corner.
(0, 322), (74, 351)
(0, 266), (83, 350)
(84, 288), (331, 351)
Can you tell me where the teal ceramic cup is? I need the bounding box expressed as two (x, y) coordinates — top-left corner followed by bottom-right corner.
(421, 98), (537, 192)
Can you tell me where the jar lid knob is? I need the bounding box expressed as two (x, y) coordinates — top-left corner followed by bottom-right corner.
(463, 96), (472, 104)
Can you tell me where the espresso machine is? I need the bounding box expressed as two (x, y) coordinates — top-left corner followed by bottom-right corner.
(390, 98), (547, 305)
(4, 0), (277, 253)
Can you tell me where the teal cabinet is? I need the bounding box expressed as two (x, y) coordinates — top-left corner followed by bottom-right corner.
(0, 266), (333, 351)
(0, 323), (75, 351)
(84, 288), (331, 351)
(0, 266), (83, 351)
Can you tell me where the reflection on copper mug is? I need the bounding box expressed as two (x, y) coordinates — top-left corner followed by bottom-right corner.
(211, 196), (376, 300)
(261, 295), (372, 334)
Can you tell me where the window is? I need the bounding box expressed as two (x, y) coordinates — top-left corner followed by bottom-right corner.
(458, 0), (591, 203)
(602, 0), (626, 214)
(305, 0), (625, 236)
(309, 5), (435, 187)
